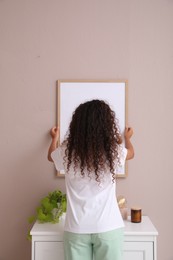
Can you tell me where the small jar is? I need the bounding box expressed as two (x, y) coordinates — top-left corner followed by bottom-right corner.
(131, 207), (142, 223)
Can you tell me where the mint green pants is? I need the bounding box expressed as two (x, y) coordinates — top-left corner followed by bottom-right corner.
(64, 228), (124, 260)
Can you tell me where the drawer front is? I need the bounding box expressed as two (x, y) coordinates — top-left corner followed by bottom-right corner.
(123, 242), (154, 260)
(33, 240), (154, 260)
(35, 241), (64, 260)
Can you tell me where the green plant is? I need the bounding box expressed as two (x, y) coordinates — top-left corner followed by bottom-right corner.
(27, 190), (67, 240)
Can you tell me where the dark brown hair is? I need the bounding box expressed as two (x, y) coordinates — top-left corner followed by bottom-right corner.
(64, 100), (122, 182)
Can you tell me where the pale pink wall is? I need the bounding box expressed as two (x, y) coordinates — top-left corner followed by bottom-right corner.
(0, 1), (173, 259)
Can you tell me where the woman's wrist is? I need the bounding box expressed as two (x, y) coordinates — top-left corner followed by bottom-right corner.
(52, 136), (59, 144)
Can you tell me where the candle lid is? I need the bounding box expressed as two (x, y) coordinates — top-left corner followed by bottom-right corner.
(131, 206), (142, 210)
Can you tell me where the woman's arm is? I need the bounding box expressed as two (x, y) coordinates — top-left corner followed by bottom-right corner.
(47, 126), (59, 162)
(124, 127), (134, 160)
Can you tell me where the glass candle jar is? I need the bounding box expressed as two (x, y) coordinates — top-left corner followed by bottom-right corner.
(131, 207), (142, 223)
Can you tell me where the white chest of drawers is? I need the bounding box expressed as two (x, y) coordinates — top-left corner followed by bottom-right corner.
(30, 216), (158, 260)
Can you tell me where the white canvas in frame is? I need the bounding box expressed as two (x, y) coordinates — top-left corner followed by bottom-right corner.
(56, 80), (128, 177)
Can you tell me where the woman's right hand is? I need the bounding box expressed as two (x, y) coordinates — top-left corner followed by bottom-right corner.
(50, 126), (59, 141)
(48, 127), (59, 162)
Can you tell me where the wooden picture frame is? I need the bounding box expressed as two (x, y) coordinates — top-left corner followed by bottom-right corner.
(56, 80), (128, 177)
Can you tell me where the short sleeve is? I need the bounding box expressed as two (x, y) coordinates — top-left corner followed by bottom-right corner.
(51, 146), (65, 171)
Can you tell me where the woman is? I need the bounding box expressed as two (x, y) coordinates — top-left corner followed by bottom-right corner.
(48, 99), (134, 260)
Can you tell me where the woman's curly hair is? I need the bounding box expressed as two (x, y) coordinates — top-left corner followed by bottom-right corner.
(64, 100), (122, 183)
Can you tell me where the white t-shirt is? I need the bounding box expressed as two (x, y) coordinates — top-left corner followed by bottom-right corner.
(51, 145), (127, 234)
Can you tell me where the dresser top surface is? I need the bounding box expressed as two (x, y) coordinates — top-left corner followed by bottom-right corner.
(124, 216), (158, 235)
(30, 215), (158, 236)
